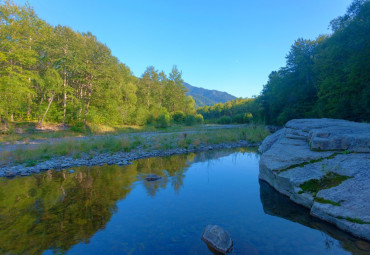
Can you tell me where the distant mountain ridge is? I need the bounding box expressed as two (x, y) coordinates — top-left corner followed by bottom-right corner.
(184, 82), (236, 108)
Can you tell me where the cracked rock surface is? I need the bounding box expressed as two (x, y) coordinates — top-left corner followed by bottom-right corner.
(259, 118), (370, 241)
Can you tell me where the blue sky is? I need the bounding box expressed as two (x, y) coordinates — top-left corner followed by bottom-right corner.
(15, 0), (352, 97)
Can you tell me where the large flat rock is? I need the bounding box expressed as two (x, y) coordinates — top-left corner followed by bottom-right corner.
(259, 118), (370, 241)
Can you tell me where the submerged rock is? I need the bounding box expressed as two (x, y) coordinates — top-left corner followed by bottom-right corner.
(259, 118), (370, 241)
(202, 225), (233, 254)
(145, 174), (161, 181)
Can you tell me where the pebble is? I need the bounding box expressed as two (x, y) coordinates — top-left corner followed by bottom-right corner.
(0, 140), (259, 177)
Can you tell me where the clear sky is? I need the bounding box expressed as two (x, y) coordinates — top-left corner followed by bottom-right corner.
(14, 0), (353, 97)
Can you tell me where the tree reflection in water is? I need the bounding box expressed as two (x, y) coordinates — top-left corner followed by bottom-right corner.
(0, 148), (247, 254)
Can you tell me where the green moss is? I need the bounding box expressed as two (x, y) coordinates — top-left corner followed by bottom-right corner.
(337, 216), (370, 224)
(278, 151), (351, 174)
(314, 197), (341, 206)
(299, 172), (352, 195)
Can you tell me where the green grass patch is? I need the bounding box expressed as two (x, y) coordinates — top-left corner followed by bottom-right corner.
(314, 197), (341, 206)
(299, 172), (352, 196)
(337, 216), (370, 224)
(1, 126), (264, 166)
(278, 152), (346, 174)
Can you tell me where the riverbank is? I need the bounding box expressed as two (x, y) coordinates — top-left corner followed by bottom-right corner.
(258, 118), (370, 241)
(0, 125), (268, 177)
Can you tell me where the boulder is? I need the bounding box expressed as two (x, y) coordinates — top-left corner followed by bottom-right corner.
(259, 118), (370, 241)
(145, 174), (162, 181)
(202, 225), (233, 254)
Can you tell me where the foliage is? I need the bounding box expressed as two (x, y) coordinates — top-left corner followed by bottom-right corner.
(155, 111), (171, 128)
(172, 111), (186, 123)
(199, 0), (369, 125)
(255, 0), (370, 124)
(0, 1), (196, 128)
(218, 116), (232, 124)
(184, 115), (197, 126)
(195, 114), (204, 124)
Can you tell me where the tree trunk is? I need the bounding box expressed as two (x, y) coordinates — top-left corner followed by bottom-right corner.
(62, 70), (67, 126)
(84, 85), (92, 124)
(39, 95), (54, 127)
(10, 113), (14, 122)
(0, 116), (8, 131)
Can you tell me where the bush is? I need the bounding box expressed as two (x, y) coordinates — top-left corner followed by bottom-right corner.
(195, 114), (204, 124)
(172, 111), (186, 123)
(155, 112), (171, 128)
(218, 116), (232, 124)
(233, 114), (244, 124)
(71, 122), (88, 133)
(185, 115), (196, 126)
(244, 113), (253, 123)
(146, 114), (155, 125)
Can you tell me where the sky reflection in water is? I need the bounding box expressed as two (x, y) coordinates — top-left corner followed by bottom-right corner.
(0, 148), (369, 255)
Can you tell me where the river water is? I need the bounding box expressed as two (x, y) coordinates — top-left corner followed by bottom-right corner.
(0, 148), (369, 254)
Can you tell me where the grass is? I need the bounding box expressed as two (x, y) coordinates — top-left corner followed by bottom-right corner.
(299, 171), (352, 196)
(277, 150), (352, 174)
(337, 216), (370, 224)
(314, 197), (341, 206)
(0, 124), (268, 166)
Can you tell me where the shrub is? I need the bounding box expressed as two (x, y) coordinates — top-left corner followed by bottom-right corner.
(71, 122), (87, 133)
(155, 112), (171, 128)
(172, 111), (186, 123)
(195, 114), (204, 124)
(244, 113), (253, 123)
(218, 116), (232, 124)
(233, 114), (244, 124)
(185, 115), (196, 126)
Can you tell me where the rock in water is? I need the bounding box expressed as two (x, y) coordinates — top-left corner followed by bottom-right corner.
(145, 174), (161, 181)
(259, 118), (370, 241)
(202, 225), (233, 254)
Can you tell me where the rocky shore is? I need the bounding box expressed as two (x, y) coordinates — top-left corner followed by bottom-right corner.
(0, 140), (259, 178)
(259, 118), (370, 241)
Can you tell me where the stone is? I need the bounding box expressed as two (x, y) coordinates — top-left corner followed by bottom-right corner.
(201, 225), (233, 254)
(259, 118), (370, 241)
(68, 169), (74, 174)
(145, 174), (161, 181)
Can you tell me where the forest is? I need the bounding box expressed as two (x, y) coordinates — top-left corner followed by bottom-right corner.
(0, 1), (199, 130)
(1, 0), (369, 131)
(198, 0), (369, 125)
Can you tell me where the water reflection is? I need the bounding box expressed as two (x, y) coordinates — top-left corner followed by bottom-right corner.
(0, 148), (248, 254)
(259, 180), (370, 255)
(0, 147), (368, 255)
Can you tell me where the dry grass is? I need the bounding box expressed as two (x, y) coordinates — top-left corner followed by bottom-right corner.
(1, 125), (269, 165)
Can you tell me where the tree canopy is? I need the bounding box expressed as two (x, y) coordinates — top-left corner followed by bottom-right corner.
(0, 1), (196, 128)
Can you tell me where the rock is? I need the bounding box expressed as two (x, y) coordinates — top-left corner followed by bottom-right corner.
(202, 225), (233, 254)
(259, 118), (370, 241)
(68, 169), (74, 174)
(145, 174), (161, 181)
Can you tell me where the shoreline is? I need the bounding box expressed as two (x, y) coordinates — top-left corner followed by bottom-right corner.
(0, 140), (260, 178)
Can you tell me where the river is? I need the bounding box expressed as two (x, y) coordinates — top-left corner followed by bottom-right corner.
(0, 148), (368, 254)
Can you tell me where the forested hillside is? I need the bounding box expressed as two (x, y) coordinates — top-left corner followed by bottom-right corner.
(0, 1), (196, 129)
(183, 83), (236, 107)
(199, 0), (370, 125)
(1, 0), (369, 130)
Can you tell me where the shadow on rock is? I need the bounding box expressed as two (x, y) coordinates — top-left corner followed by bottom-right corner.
(259, 180), (370, 255)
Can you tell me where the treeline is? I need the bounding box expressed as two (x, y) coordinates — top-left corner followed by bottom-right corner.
(199, 0), (370, 125)
(197, 98), (255, 124)
(0, 1), (197, 129)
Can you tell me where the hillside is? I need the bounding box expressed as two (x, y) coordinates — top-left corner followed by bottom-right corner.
(184, 83), (236, 107)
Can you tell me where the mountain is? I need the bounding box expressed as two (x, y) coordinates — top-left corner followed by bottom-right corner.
(183, 83), (236, 108)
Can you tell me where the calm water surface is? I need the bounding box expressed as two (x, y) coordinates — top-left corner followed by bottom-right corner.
(0, 148), (369, 255)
